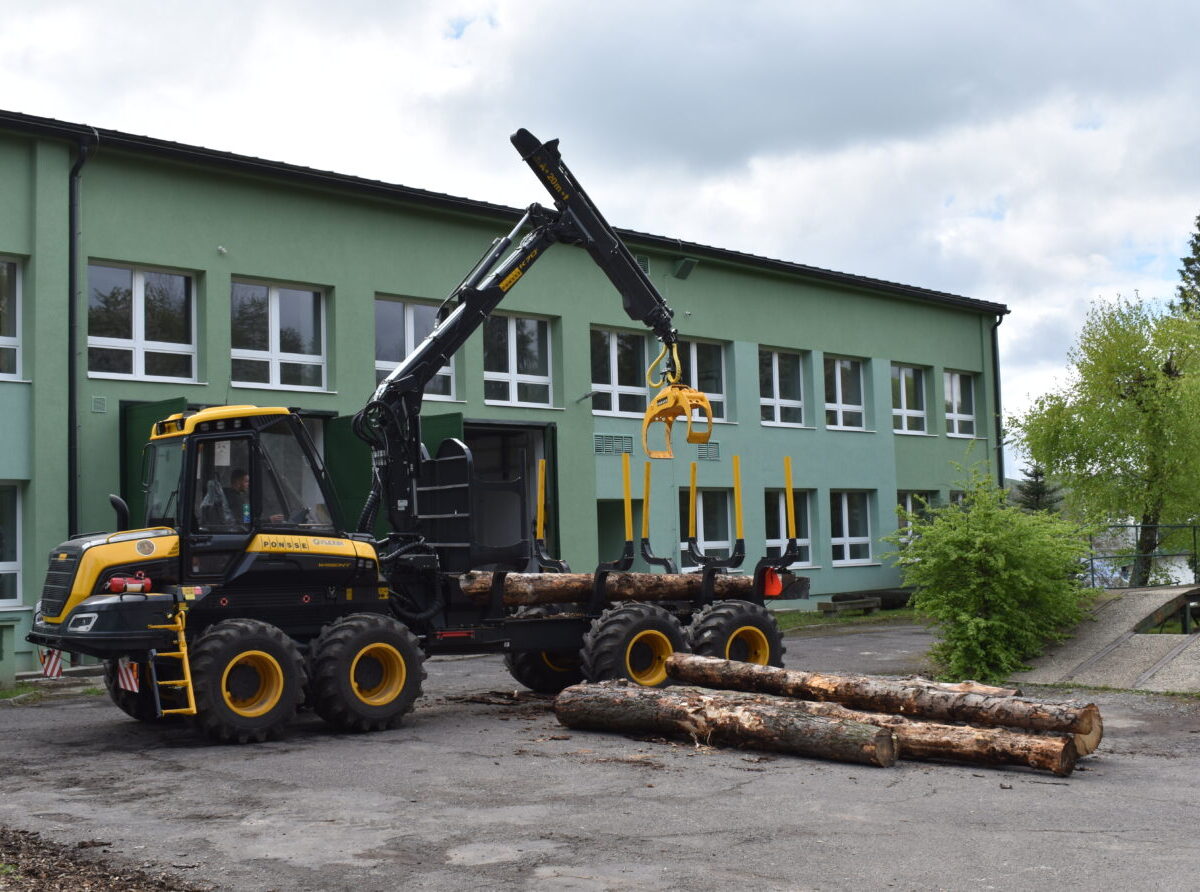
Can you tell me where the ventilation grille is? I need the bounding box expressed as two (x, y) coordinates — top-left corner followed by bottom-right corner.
(635, 255), (650, 274)
(594, 434), (634, 455)
(697, 442), (721, 461)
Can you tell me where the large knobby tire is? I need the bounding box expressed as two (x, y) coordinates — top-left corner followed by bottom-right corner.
(102, 658), (160, 722)
(310, 613), (425, 733)
(190, 619), (306, 744)
(687, 599), (786, 667)
(504, 607), (584, 694)
(581, 602), (688, 687)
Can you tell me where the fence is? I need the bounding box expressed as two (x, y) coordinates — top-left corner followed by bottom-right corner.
(1087, 524), (1198, 589)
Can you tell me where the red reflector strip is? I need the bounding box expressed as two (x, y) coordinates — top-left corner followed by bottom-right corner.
(436, 630), (475, 639)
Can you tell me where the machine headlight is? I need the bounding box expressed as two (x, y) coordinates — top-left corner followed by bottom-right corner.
(67, 613), (99, 632)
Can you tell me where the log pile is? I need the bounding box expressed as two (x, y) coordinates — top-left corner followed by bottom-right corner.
(552, 655), (1103, 777)
(457, 571), (756, 607)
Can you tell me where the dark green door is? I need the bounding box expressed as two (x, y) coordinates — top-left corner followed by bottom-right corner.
(121, 398), (186, 527)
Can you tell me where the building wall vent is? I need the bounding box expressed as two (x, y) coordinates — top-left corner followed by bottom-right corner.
(697, 442), (721, 461)
(594, 434), (634, 455)
(635, 255), (650, 274)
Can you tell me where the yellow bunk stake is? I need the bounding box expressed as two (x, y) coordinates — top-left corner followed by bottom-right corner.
(536, 458), (548, 541)
(621, 452), (634, 544)
(688, 461), (698, 539)
(641, 342), (714, 459)
(641, 461), (653, 541)
(147, 604), (197, 716)
(784, 456), (797, 540)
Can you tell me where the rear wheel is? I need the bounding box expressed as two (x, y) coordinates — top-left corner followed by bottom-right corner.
(504, 606), (585, 693)
(581, 602), (688, 687)
(687, 600), (786, 667)
(190, 619), (306, 744)
(310, 613), (425, 732)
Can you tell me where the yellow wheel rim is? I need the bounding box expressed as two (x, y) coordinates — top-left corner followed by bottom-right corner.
(540, 651), (580, 673)
(350, 642), (407, 706)
(221, 650), (284, 717)
(725, 625), (771, 665)
(625, 629), (673, 686)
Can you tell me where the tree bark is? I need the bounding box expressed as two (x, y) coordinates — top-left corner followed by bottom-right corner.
(899, 677), (1021, 698)
(554, 681), (897, 768)
(772, 697), (1076, 776)
(457, 571), (756, 606)
(665, 655), (1102, 740)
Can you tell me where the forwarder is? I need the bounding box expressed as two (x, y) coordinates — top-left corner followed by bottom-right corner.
(28, 130), (804, 743)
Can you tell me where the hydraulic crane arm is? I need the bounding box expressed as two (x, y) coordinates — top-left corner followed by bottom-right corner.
(353, 128), (710, 538)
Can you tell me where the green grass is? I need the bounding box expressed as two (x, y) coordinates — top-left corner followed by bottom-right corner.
(0, 863), (20, 877)
(81, 686), (105, 696)
(774, 606), (920, 633)
(0, 683), (36, 700)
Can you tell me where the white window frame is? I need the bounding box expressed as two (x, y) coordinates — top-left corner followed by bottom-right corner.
(0, 483), (21, 607)
(945, 371), (976, 437)
(374, 296), (455, 400)
(483, 313), (553, 407)
(678, 338), (727, 420)
(830, 490), (873, 565)
(590, 328), (649, 417)
(824, 356), (866, 430)
(0, 257), (20, 380)
(764, 489), (813, 568)
(891, 364), (927, 433)
(231, 280), (327, 392)
(760, 348), (805, 427)
(679, 488), (733, 571)
(87, 263), (196, 382)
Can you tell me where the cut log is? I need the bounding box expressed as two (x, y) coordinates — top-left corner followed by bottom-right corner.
(900, 676), (1022, 698)
(554, 681), (897, 767)
(666, 655), (1101, 741)
(773, 698), (1076, 776)
(458, 571), (755, 606)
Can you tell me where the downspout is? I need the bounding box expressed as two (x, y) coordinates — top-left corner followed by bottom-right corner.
(990, 313), (1006, 487)
(67, 129), (98, 537)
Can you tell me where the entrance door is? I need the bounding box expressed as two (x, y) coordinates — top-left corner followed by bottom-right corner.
(121, 398), (186, 527)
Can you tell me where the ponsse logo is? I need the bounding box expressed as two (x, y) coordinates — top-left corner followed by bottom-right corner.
(262, 537), (308, 550)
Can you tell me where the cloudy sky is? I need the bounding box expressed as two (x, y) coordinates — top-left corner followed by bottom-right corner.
(4, 0), (1199, 467)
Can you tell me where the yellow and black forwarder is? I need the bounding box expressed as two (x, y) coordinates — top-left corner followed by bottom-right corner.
(29, 130), (803, 743)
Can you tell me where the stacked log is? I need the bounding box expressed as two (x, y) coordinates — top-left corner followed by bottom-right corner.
(457, 571), (755, 607)
(552, 655), (1103, 776)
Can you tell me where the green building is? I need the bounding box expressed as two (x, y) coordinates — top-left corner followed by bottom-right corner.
(0, 110), (1007, 673)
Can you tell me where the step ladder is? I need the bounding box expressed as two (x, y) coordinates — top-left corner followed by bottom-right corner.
(146, 603), (197, 717)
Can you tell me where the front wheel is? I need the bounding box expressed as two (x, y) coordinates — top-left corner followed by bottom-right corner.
(190, 619), (306, 744)
(102, 658), (160, 722)
(309, 613), (425, 732)
(581, 602), (688, 687)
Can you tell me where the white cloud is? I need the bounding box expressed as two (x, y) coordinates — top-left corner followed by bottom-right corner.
(2, 0), (1199, 449)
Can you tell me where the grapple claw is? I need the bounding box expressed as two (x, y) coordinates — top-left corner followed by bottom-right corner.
(641, 384), (714, 459)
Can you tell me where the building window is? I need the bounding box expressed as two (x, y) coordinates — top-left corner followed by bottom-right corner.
(590, 329), (648, 415)
(830, 490), (872, 564)
(678, 339), (726, 420)
(484, 314), (552, 406)
(945, 371), (976, 436)
(679, 489), (732, 569)
(374, 297), (454, 399)
(764, 489), (812, 566)
(0, 260), (18, 379)
(0, 484), (19, 605)
(891, 364), (926, 433)
(760, 348), (804, 426)
(897, 490), (936, 521)
(231, 281), (326, 390)
(824, 357), (865, 429)
(87, 264), (195, 380)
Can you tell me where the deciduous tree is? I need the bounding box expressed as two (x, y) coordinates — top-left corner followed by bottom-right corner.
(1014, 298), (1200, 585)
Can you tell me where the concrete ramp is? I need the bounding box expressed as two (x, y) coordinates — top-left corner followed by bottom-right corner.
(1012, 586), (1200, 692)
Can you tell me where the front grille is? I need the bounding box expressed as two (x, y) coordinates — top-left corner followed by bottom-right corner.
(40, 547), (82, 618)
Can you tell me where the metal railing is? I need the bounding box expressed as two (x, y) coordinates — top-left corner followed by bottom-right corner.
(1087, 524), (1198, 589)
